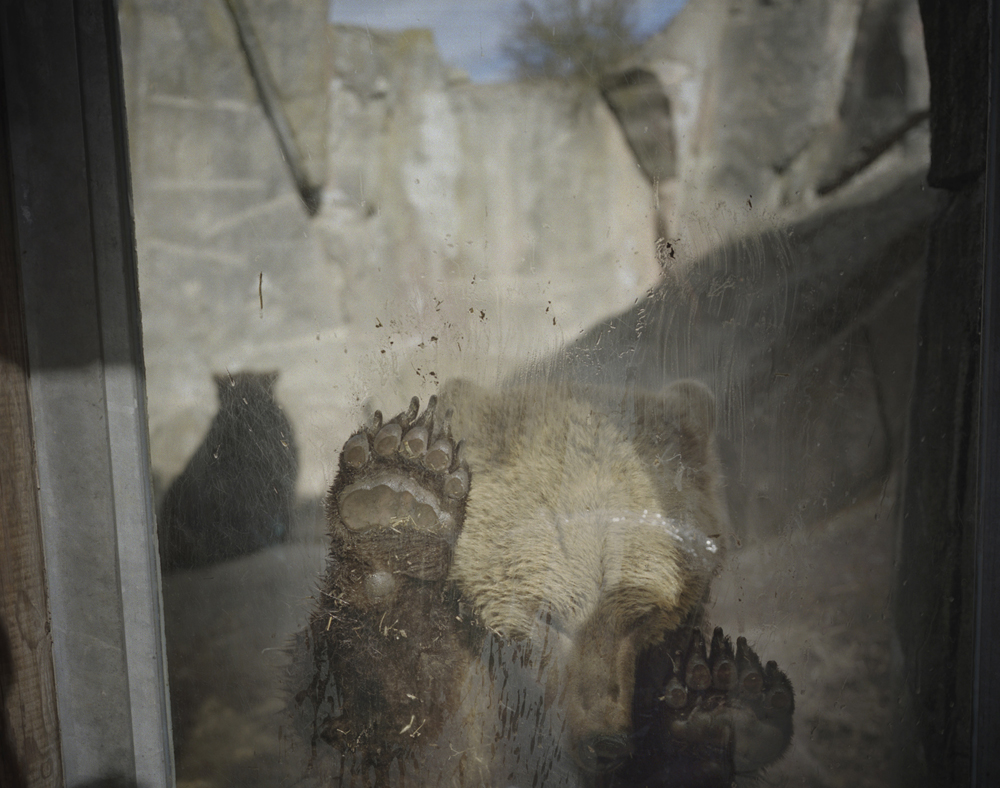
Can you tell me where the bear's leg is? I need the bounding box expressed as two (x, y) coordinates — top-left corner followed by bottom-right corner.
(620, 627), (794, 788)
(290, 396), (474, 777)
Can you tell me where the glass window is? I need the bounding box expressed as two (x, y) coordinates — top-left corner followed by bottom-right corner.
(15, 0), (975, 786)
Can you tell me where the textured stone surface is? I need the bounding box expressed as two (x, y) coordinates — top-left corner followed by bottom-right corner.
(636, 0), (929, 245)
(123, 5), (661, 499)
(124, 0), (935, 508)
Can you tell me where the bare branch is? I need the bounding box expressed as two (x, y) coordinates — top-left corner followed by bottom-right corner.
(503, 0), (639, 83)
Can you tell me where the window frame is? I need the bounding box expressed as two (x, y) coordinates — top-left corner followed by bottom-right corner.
(1, 2), (172, 786)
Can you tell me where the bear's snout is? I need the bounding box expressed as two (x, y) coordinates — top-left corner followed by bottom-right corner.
(566, 618), (639, 772)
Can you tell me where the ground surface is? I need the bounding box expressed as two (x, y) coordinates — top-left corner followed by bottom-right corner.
(711, 484), (899, 788)
(163, 474), (898, 787)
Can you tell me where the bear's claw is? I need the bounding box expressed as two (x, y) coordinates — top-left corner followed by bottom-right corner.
(624, 627), (794, 787)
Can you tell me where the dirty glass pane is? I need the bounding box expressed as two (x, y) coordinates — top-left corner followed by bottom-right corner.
(118, 0), (978, 786)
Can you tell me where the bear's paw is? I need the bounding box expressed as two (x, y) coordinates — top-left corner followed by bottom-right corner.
(331, 395), (470, 586)
(624, 627), (794, 787)
(289, 396), (475, 773)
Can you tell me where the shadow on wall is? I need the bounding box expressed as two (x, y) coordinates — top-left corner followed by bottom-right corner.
(560, 171), (939, 540)
(158, 371), (299, 571)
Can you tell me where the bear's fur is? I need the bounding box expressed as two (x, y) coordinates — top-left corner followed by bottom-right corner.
(440, 378), (729, 762)
(289, 378), (792, 787)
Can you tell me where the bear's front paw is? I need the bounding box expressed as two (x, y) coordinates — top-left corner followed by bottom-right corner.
(332, 395), (470, 589)
(627, 627), (794, 788)
(290, 397), (474, 769)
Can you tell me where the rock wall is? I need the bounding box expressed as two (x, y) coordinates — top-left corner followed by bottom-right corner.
(123, 0), (931, 507)
(120, 0), (329, 496)
(314, 24), (660, 377)
(122, 1), (659, 501)
(636, 0), (929, 247)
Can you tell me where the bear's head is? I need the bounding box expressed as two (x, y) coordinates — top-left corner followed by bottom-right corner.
(442, 378), (728, 774)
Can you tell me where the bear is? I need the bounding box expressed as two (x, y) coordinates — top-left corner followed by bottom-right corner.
(159, 371), (299, 570)
(288, 378), (793, 787)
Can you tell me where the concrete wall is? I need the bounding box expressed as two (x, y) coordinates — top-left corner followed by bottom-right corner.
(121, 0), (930, 506)
(637, 0), (929, 247)
(121, 1), (660, 501)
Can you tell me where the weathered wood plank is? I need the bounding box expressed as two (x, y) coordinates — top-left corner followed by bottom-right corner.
(0, 39), (63, 788)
